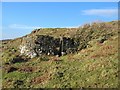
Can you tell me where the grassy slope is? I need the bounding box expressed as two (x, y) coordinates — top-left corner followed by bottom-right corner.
(1, 21), (118, 88)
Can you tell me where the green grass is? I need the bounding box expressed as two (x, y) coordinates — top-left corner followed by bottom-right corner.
(1, 21), (118, 88)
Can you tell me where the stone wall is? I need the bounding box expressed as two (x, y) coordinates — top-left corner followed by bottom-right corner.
(35, 35), (61, 56)
(19, 35), (80, 58)
(19, 36), (37, 58)
(35, 35), (80, 56)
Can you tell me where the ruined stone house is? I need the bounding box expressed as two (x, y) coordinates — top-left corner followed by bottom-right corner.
(19, 35), (80, 58)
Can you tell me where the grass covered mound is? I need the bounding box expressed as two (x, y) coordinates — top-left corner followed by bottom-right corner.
(1, 21), (118, 88)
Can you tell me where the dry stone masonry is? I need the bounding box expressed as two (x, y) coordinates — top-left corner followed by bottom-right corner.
(19, 36), (37, 58)
(19, 35), (80, 58)
(35, 35), (79, 56)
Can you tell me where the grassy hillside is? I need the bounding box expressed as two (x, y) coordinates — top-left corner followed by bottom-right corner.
(1, 21), (118, 88)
